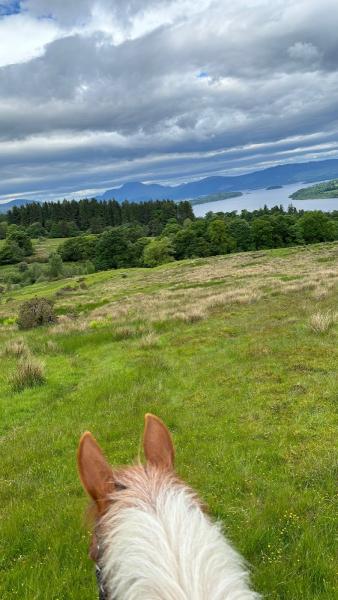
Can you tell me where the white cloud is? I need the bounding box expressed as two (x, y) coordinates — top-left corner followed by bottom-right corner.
(0, 0), (337, 199)
(0, 13), (59, 67)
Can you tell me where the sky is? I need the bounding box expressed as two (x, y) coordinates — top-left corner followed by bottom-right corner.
(0, 0), (338, 201)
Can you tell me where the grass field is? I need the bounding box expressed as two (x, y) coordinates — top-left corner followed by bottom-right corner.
(0, 242), (337, 599)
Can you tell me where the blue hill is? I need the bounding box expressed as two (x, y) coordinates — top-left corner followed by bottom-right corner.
(98, 159), (338, 202)
(0, 198), (35, 213)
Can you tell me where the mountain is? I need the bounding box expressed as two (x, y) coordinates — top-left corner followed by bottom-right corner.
(0, 198), (35, 213)
(2, 159), (338, 211)
(98, 159), (338, 202)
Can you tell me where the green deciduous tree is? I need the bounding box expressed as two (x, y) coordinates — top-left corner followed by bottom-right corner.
(298, 212), (337, 243)
(48, 252), (64, 278)
(0, 240), (25, 264)
(207, 219), (236, 255)
(94, 228), (133, 270)
(142, 237), (175, 267)
(7, 225), (33, 256)
(59, 235), (98, 262)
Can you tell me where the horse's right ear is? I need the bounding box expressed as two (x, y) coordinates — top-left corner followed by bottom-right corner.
(77, 432), (114, 508)
(143, 414), (175, 470)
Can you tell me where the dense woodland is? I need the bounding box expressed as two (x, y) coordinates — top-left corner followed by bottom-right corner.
(1, 198), (338, 279)
(4, 199), (194, 235)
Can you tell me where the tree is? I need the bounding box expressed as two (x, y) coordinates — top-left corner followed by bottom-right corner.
(142, 237), (175, 267)
(59, 235), (98, 261)
(174, 221), (211, 259)
(49, 220), (79, 238)
(229, 218), (254, 251)
(298, 211), (337, 243)
(161, 219), (182, 238)
(94, 228), (133, 270)
(27, 222), (47, 238)
(48, 252), (64, 278)
(0, 222), (7, 239)
(207, 219), (236, 255)
(7, 225), (33, 255)
(252, 217), (274, 249)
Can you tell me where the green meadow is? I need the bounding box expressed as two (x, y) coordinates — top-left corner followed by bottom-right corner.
(0, 241), (337, 599)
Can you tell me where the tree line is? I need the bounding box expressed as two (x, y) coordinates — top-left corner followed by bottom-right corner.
(1, 200), (338, 271)
(5, 198), (194, 236)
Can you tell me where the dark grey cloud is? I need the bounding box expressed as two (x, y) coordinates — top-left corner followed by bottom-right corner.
(1, 0), (338, 200)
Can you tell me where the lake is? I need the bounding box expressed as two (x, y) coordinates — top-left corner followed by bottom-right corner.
(193, 181), (338, 216)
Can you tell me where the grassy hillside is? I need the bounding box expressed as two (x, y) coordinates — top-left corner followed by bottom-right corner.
(0, 243), (337, 599)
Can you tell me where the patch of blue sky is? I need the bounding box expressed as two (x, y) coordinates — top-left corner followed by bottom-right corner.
(197, 71), (209, 78)
(0, 1), (21, 17)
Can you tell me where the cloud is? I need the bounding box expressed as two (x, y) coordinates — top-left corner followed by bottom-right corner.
(0, 0), (338, 199)
(288, 41), (321, 63)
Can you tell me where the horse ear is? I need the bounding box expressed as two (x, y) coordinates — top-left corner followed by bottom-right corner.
(143, 414), (175, 470)
(77, 432), (114, 508)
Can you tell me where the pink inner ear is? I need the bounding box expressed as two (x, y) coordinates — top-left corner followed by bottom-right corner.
(143, 414), (175, 469)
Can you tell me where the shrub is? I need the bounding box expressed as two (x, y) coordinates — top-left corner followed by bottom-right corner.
(0, 240), (25, 265)
(18, 261), (29, 273)
(59, 235), (98, 262)
(17, 297), (57, 330)
(11, 355), (45, 391)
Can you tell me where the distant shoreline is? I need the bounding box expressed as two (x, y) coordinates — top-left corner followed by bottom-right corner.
(191, 191), (242, 206)
(290, 179), (338, 200)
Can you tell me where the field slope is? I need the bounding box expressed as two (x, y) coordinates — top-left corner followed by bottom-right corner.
(0, 243), (337, 599)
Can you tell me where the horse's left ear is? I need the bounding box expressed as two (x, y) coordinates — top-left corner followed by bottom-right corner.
(143, 414), (175, 470)
(77, 432), (114, 509)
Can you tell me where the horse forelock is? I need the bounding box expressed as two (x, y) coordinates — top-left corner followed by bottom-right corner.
(94, 465), (259, 600)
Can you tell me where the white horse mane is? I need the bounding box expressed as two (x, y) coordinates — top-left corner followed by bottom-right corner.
(99, 467), (260, 600)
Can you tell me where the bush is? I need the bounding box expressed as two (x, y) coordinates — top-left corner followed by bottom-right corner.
(7, 225), (33, 256)
(26, 222), (47, 238)
(17, 297), (57, 330)
(59, 235), (98, 262)
(11, 355), (45, 391)
(18, 261), (29, 273)
(0, 240), (25, 265)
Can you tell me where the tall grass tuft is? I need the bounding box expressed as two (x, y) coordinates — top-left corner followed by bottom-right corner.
(11, 355), (45, 391)
(4, 338), (29, 357)
(310, 310), (336, 334)
(138, 332), (159, 348)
